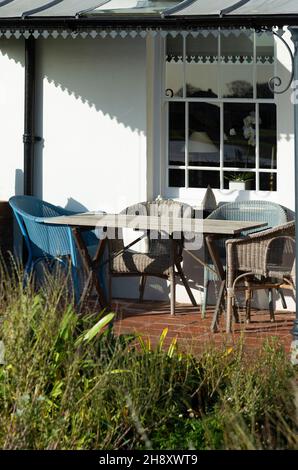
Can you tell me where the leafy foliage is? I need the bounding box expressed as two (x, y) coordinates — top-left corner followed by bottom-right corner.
(0, 261), (297, 449)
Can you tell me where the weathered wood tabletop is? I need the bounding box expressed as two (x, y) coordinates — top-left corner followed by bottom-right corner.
(41, 213), (267, 235)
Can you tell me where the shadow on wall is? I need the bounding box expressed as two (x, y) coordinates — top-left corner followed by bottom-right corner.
(1, 37), (147, 133)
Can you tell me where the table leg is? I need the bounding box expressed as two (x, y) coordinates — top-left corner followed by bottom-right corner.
(72, 227), (107, 309)
(175, 261), (197, 307)
(211, 280), (225, 333)
(205, 234), (226, 331)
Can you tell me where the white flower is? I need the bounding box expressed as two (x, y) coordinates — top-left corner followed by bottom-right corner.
(229, 128), (236, 136)
(243, 111), (260, 146)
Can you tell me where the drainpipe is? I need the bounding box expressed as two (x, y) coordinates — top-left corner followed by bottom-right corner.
(290, 28), (298, 359)
(23, 37), (37, 196)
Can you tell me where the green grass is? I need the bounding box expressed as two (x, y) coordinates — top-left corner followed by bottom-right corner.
(0, 260), (297, 450)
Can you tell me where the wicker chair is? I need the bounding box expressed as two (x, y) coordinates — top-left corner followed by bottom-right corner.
(225, 220), (295, 332)
(108, 200), (197, 315)
(202, 200), (289, 319)
(9, 195), (104, 302)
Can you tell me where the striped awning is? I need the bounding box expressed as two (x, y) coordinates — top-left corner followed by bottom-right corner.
(0, 0), (297, 39)
(164, 0), (298, 17)
(0, 0), (107, 18)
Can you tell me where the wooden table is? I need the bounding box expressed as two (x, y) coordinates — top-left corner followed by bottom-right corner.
(41, 213), (267, 331)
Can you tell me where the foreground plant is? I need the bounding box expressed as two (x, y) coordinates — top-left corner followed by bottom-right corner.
(0, 261), (297, 450)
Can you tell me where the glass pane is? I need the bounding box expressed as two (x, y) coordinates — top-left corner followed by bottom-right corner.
(166, 36), (183, 98)
(221, 31), (253, 64)
(186, 35), (218, 98)
(256, 32), (274, 98)
(256, 32), (274, 63)
(224, 171), (256, 190)
(189, 170), (220, 188)
(222, 65), (253, 98)
(259, 104), (277, 169)
(188, 102), (220, 167)
(224, 103), (256, 168)
(257, 65), (274, 98)
(168, 102), (185, 166)
(260, 172), (277, 191)
(169, 169), (185, 187)
(186, 64), (218, 98)
(187, 34), (218, 62)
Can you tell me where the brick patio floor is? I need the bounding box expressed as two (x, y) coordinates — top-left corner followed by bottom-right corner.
(110, 299), (295, 355)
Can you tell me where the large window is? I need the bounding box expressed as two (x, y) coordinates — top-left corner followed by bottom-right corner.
(165, 31), (277, 191)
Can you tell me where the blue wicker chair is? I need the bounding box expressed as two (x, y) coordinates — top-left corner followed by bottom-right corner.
(202, 200), (289, 319)
(9, 195), (103, 301)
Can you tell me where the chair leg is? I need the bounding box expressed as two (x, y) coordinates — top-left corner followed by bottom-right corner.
(226, 285), (234, 334)
(277, 288), (287, 309)
(23, 257), (33, 288)
(202, 278), (210, 320)
(175, 261), (197, 307)
(139, 275), (146, 302)
(108, 273), (112, 307)
(268, 288), (275, 322)
(245, 289), (252, 323)
(169, 266), (176, 316)
(71, 266), (80, 305)
(233, 304), (240, 323)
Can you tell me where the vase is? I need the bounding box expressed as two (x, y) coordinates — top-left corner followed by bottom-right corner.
(229, 181), (251, 191)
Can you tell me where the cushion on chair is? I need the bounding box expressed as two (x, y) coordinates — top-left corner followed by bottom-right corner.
(110, 251), (174, 276)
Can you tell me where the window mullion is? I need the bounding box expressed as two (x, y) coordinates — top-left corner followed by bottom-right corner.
(220, 102), (224, 189)
(165, 101), (169, 191)
(253, 30), (257, 100)
(184, 34), (188, 189)
(183, 33), (186, 99)
(185, 101), (189, 189)
(256, 102), (260, 191)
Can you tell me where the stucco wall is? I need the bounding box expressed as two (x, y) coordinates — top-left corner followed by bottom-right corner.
(36, 37), (147, 213)
(0, 39), (24, 200)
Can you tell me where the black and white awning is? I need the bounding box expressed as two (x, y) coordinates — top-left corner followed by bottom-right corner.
(164, 0), (298, 17)
(0, 1), (108, 18)
(0, 0), (298, 39)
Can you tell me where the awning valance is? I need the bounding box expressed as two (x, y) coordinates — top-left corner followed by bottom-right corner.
(0, 0), (298, 36)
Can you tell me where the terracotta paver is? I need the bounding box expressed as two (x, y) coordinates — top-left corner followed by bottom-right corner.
(110, 299), (295, 355)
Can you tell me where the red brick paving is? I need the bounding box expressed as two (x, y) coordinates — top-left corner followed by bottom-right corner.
(110, 299), (295, 355)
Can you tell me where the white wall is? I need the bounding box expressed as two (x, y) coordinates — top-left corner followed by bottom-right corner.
(0, 39), (24, 200)
(36, 37), (147, 213)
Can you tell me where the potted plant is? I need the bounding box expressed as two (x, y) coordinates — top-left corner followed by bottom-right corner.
(225, 172), (254, 191)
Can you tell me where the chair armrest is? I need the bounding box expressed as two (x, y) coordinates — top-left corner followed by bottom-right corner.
(264, 235), (295, 279)
(226, 220), (295, 247)
(226, 221), (295, 278)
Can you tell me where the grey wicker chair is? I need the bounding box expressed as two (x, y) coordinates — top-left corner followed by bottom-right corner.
(225, 220), (295, 331)
(202, 200), (289, 319)
(108, 200), (197, 315)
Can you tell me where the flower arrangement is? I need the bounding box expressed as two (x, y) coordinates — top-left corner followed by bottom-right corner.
(225, 172), (254, 183)
(243, 111), (261, 146)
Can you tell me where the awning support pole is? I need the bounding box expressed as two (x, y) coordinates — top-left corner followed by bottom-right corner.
(290, 28), (298, 361)
(23, 37), (36, 196)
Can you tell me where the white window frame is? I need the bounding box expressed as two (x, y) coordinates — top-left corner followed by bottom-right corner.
(163, 31), (278, 196)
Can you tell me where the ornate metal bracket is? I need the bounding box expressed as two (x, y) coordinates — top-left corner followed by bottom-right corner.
(165, 88), (174, 98)
(259, 27), (294, 95)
